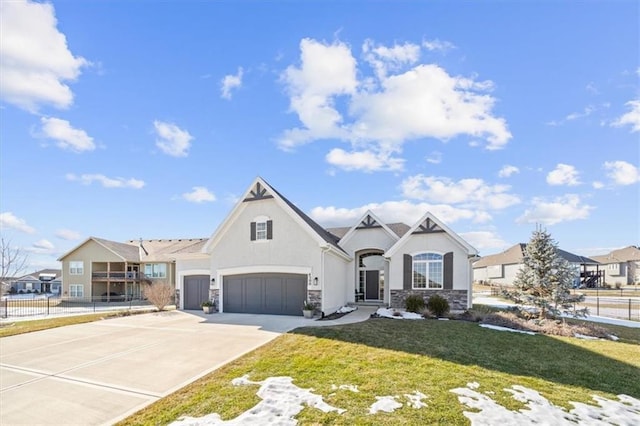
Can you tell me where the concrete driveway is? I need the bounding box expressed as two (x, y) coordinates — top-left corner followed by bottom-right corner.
(0, 308), (374, 425)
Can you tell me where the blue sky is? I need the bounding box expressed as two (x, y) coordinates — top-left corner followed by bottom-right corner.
(1, 0), (638, 273)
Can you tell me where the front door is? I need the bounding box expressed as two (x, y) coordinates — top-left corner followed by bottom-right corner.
(365, 270), (379, 300)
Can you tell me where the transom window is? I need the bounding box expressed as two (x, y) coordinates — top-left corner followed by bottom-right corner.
(69, 261), (84, 275)
(69, 284), (84, 298)
(412, 252), (443, 289)
(144, 263), (167, 278)
(256, 221), (267, 240)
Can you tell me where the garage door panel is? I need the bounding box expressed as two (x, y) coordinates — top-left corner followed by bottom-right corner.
(223, 273), (307, 316)
(184, 275), (210, 310)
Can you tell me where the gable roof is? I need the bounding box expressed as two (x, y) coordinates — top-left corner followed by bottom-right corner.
(385, 212), (478, 258)
(336, 210), (401, 247)
(203, 177), (349, 258)
(473, 243), (598, 268)
(126, 238), (208, 262)
(58, 236), (140, 262)
(591, 245), (640, 264)
(15, 269), (62, 282)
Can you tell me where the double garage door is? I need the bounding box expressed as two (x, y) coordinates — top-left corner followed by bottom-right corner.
(223, 273), (307, 316)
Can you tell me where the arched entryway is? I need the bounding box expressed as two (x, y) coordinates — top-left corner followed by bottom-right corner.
(357, 250), (385, 301)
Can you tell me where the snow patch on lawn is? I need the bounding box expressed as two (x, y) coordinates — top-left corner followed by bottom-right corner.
(480, 324), (536, 335)
(171, 375), (345, 426)
(331, 384), (359, 392)
(376, 308), (423, 320)
(336, 306), (357, 314)
(452, 383), (640, 426)
(405, 391), (429, 409)
(369, 396), (402, 414)
(574, 333), (600, 340)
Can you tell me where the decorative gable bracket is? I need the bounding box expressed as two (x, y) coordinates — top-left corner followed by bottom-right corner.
(412, 217), (445, 234)
(356, 214), (382, 229)
(244, 182), (274, 202)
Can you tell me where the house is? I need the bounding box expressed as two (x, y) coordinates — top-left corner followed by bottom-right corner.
(202, 177), (478, 316)
(7, 269), (62, 294)
(58, 237), (207, 301)
(587, 246), (640, 287)
(473, 243), (600, 287)
(56, 177), (478, 315)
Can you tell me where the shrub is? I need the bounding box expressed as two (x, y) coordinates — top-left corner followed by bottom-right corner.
(427, 294), (450, 317)
(143, 281), (174, 311)
(405, 294), (425, 313)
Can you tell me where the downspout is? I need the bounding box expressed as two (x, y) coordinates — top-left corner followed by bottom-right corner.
(320, 245), (329, 318)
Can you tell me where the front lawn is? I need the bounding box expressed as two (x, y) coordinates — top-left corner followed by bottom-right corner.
(118, 318), (640, 425)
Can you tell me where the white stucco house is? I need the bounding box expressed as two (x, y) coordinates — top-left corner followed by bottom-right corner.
(197, 177), (478, 316)
(57, 177), (479, 316)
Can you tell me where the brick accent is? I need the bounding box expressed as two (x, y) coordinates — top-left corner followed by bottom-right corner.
(209, 288), (219, 311)
(390, 289), (468, 311)
(307, 289), (322, 314)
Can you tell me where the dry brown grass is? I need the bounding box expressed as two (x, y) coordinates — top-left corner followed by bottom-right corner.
(481, 311), (614, 339)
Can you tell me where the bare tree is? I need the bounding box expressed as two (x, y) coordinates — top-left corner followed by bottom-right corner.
(1, 237), (29, 278)
(142, 281), (174, 311)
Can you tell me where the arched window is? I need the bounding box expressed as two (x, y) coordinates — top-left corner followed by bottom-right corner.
(413, 252), (443, 289)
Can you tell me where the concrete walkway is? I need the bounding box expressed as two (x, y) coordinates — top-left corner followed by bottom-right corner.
(0, 307), (376, 425)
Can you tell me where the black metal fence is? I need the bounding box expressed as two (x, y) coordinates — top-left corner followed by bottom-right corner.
(581, 297), (640, 322)
(0, 295), (156, 319)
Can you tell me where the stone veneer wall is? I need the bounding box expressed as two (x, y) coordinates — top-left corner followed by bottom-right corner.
(210, 288), (220, 311)
(174, 288), (180, 309)
(390, 290), (468, 311)
(307, 289), (322, 314)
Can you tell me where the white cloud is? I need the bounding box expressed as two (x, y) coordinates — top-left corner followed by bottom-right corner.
(40, 117), (95, 152)
(0, 0), (89, 112)
(278, 38), (511, 168)
(517, 194), (593, 225)
(182, 186), (216, 203)
(459, 231), (510, 252)
(546, 163), (581, 186)
(221, 67), (243, 100)
(426, 151), (442, 164)
(28, 239), (55, 253)
(278, 38), (357, 150)
(603, 160), (640, 185)
(326, 148), (404, 172)
(498, 165), (519, 178)
(66, 173), (145, 189)
(611, 100), (640, 132)
(311, 200), (489, 228)
(422, 38), (456, 52)
(585, 82), (599, 94)
(565, 105), (594, 121)
(401, 175), (520, 210)
(363, 39), (421, 80)
(153, 120), (193, 157)
(0, 212), (36, 234)
(55, 229), (82, 241)
(592, 181), (604, 189)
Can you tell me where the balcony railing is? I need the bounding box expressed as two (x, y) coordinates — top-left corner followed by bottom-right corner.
(92, 271), (139, 280)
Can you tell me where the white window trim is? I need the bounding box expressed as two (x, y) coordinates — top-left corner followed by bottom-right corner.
(412, 252), (444, 290)
(69, 261), (84, 275)
(69, 284), (84, 298)
(144, 263), (167, 279)
(255, 220), (267, 241)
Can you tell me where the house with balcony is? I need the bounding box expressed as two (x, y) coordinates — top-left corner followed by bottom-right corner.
(58, 237), (207, 301)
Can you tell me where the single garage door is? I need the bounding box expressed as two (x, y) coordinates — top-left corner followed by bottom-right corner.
(184, 275), (210, 310)
(223, 273), (307, 316)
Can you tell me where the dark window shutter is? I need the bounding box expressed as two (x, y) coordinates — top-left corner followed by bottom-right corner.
(443, 252), (453, 289)
(250, 222), (256, 241)
(403, 254), (412, 290)
(266, 220), (273, 240)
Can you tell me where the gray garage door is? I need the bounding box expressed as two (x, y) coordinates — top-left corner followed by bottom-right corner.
(223, 273), (307, 316)
(184, 275), (210, 310)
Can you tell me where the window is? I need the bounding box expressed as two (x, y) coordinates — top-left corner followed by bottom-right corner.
(69, 261), (84, 275)
(412, 253), (443, 289)
(69, 284), (84, 298)
(144, 263), (167, 278)
(256, 221), (267, 240)
(250, 218), (272, 241)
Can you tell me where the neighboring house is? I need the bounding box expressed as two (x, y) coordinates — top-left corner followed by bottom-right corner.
(473, 244), (600, 287)
(587, 246), (640, 286)
(202, 177), (478, 316)
(6, 269), (62, 294)
(58, 237), (207, 301)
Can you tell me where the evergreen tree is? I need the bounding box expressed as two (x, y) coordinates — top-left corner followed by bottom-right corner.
(508, 227), (585, 319)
